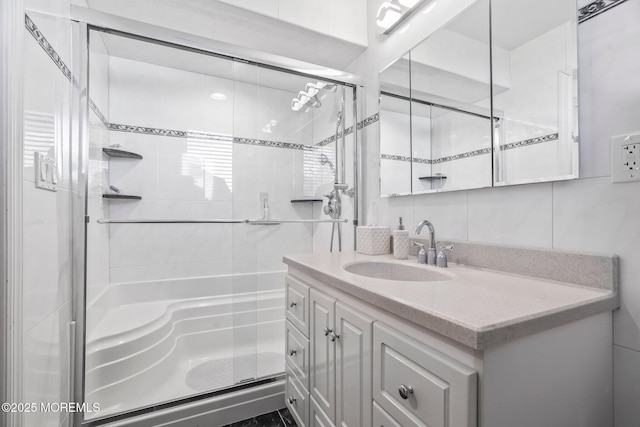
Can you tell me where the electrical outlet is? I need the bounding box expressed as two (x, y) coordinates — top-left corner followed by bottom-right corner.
(611, 133), (640, 183)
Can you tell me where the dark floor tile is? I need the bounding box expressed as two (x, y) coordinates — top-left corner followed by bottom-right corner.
(223, 410), (284, 427)
(278, 407), (297, 427)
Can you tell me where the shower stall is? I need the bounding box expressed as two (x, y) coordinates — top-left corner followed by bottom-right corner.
(66, 9), (358, 426)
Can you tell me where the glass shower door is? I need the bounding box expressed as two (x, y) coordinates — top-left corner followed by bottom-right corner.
(83, 22), (356, 424)
(84, 29), (263, 421)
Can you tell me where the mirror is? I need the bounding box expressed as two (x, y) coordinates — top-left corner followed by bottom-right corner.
(378, 0), (579, 196)
(492, 0), (579, 185)
(379, 53), (412, 196)
(410, 0), (492, 194)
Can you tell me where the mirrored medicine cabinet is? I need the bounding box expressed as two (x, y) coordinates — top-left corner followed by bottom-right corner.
(379, 0), (579, 196)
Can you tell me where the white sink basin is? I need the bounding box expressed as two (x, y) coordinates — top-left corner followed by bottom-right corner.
(343, 261), (453, 282)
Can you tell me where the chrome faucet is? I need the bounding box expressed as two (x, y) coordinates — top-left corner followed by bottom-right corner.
(415, 220), (436, 265)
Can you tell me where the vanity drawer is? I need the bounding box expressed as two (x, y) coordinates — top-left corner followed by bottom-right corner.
(373, 323), (477, 427)
(286, 365), (310, 427)
(286, 319), (310, 391)
(286, 275), (310, 336)
(373, 401), (402, 427)
(311, 395), (335, 427)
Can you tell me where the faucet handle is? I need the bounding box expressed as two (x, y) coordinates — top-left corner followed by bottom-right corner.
(411, 241), (427, 264)
(436, 245), (453, 268)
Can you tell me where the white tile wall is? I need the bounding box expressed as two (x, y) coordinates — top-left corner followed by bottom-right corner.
(578, 0), (640, 179)
(553, 177), (640, 352)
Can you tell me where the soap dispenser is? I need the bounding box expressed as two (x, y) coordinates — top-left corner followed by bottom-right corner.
(392, 217), (409, 259)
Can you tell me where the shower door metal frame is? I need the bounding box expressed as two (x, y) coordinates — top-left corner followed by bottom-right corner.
(1, 1), (25, 426)
(70, 6), (363, 426)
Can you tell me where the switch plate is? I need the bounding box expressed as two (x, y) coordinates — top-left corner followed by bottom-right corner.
(611, 133), (640, 183)
(34, 152), (57, 191)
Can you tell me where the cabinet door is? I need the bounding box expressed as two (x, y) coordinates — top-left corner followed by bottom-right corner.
(335, 302), (373, 427)
(310, 289), (336, 423)
(311, 396), (336, 427)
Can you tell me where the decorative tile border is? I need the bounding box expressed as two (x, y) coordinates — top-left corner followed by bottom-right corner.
(233, 137), (310, 151)
(433, 147), (492, 163)
(358, 113), (379, 129)
(315, 113), (378, 147)
(382, 132), (559, 164)
(108, 122), (320, 151)
(88, 99), (108, 126)
(381, 154), (414, 162)
(412, 157), (431, 164)
(107, 123), (189, 138)
(578, 0), (629, 23)
(500, 133), (559, 151)
(381, 147), (491, 165)
(25, 14), (73, 83)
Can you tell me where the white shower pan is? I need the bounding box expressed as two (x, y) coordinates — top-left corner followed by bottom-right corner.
(85, 272), (286, 420)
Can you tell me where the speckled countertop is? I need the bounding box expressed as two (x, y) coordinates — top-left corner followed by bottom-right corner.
(283, 251), (619, 350)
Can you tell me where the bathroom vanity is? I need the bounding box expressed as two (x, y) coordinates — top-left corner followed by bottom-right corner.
(283, 244), (618, 427)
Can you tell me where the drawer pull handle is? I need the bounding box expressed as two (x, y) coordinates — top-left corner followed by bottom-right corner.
(323, 327), (332, 336)
(398, 384), (414, 400)
(289, 349), (297, 356)
(330, 331), (340, 342)
(288, 396), (297, 404)
(289, 301), (297, 308)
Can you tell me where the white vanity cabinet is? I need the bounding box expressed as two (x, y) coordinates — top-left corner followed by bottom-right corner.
(373, 323), (477, 427)
(285, 276), (373, 427)
(285, 250), (617, 427)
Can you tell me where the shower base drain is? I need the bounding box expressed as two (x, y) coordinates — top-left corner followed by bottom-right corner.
(185, 352), (284, 392)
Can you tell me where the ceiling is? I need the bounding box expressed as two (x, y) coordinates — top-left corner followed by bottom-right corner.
(447, 0), (575, 51)
(85, 0), (367, 71)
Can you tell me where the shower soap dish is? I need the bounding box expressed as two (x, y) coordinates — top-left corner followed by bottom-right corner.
(356, 226), (390, 255)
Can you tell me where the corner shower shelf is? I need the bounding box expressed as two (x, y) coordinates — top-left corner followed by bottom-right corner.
(102, 194), (142, 200)
(290, 199), (323, 203)
(419, 175), (447, 181)
(102, 148), (143, 159)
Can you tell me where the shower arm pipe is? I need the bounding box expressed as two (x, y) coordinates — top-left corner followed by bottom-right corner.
(96, 218), (349, 225)
(340, 87), (346, 186)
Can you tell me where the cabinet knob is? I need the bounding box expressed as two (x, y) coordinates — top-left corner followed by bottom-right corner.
(289, 301), (297, 308)
(289, 349), (297, 356)
(330, 331), (340, 342)
(288, 396), (296, 404)
(398, 384), (414, 400)
(323, 327), (332, 336)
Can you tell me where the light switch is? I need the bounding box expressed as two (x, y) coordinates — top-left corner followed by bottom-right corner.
(34, 152), (57, 192)
(611, 133), (640, 183)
